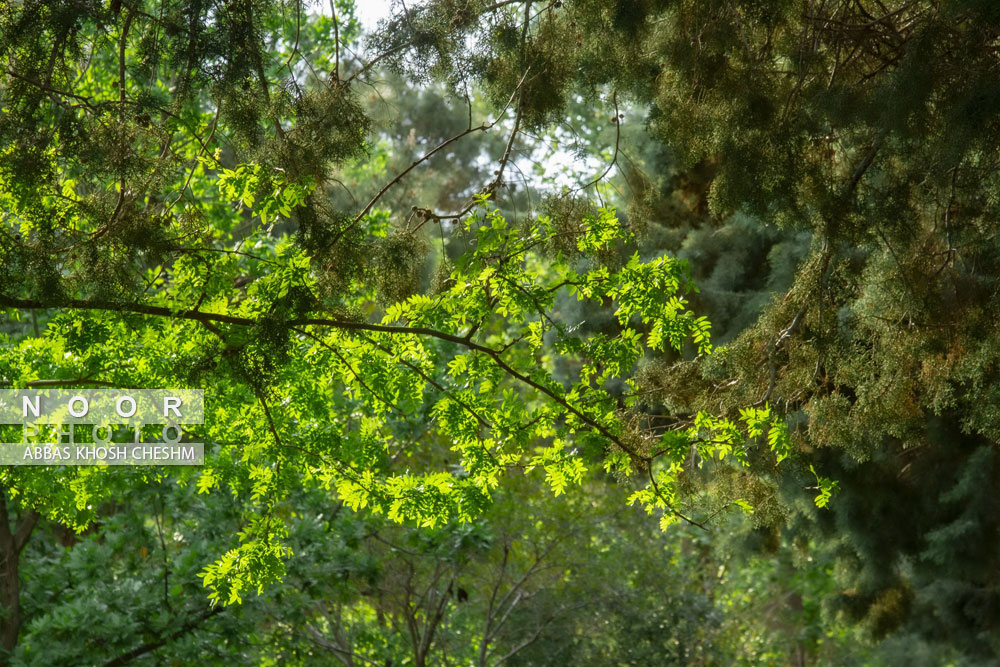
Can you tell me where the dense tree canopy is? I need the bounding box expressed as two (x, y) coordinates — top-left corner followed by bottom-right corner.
(1, 0), (999, 663)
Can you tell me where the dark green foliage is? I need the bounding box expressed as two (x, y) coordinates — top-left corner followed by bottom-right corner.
(360, 0), (1000, 659)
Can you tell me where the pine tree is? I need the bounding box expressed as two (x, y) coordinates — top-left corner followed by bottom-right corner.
(366, 0), (1000, 656)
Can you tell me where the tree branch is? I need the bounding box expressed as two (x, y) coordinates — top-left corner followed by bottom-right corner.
(103, 606), (224, 666)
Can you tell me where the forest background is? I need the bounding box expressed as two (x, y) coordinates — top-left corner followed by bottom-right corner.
(1, 0), (998, 664)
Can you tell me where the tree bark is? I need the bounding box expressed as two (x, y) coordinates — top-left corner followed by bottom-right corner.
(0, 489), (38, 658)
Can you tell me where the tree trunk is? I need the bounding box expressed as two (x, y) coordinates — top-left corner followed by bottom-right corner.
(0, 489), (38, 658)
